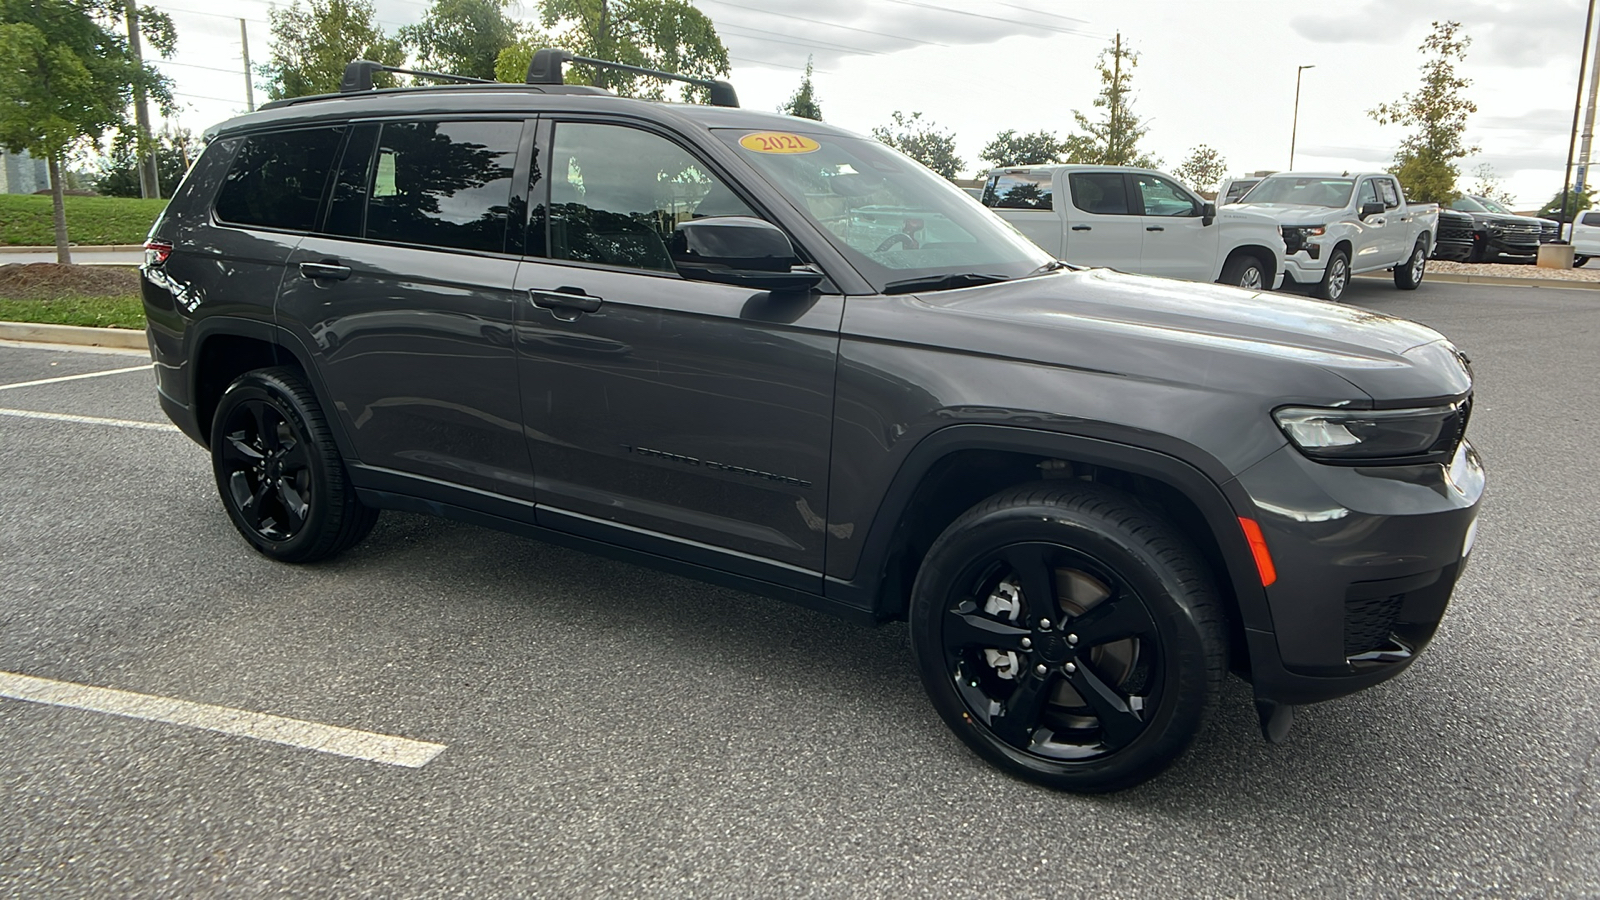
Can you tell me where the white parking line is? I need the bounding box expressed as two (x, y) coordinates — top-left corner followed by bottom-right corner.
(0, 408), (179, 432)
(0, 364), (149, 391)
(0, 671), (447, 768)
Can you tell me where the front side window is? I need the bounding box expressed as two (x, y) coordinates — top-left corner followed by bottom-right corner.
(1359, 180), (1381, 208)
(1068, 172), (1132, 215)
(1378, 179), (1401, 209)
(1223, 180), (1258, 204)
(1135, 174), (1199, 216)
(983, 172), (1053, 210)
(214, 127), (344, 231)
(548, 122), (754, 272)
(355, 120), (522, 254)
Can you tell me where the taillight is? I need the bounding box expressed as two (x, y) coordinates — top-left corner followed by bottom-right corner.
(143, 240), (172, 267)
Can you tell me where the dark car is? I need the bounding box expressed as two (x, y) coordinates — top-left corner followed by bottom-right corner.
(1432, 207), (1476, 262)
(140, 52), (1484, 793)
(1449, 194), (1545, 261)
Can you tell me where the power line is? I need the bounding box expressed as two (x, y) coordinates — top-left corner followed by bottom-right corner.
(155, 58), (247, 76)
(718, 23), (882, 57)
(696, 0), (944, 47)
(878, 0), (1098, 38)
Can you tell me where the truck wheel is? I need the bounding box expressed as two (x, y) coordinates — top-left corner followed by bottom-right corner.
(1311, 248), (1350, 301)
(211, 367), (378, 563)
(908, 483), (1226, 793)
(1218, 253), (1269, 290)
(1394, 241), (1427, 290)
(1577, 255), (1590, 268)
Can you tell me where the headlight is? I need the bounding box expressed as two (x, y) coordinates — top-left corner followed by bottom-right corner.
(1273, 401), (1470, 463)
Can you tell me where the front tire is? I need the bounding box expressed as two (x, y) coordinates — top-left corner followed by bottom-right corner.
(1311, 248), (1350, 302)
(1218, 253), (1270, 291)
(908, 484), (1226, 793)
(1394, 240), (1427, 290)
(211, 367), (378, 563)
(1576, 255), (1590, 268)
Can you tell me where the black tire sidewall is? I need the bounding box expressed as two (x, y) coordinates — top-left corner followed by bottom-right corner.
(1395, 242), (1426, 289)
(1222, 254), (1267, 289)
(210, 370), (342, 562)
(909, 495), (1219, 792)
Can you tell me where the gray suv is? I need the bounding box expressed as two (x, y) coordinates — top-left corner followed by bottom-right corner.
(140, 52), (1484, 792)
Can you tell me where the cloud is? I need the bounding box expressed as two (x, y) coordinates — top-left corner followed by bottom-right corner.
(1289, 0), (1585, 69)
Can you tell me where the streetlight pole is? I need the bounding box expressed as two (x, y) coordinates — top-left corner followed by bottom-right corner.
(1290, 65), (1315, 170)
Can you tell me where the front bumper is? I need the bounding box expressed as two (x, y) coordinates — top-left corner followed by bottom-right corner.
(1281, 252), (1327, 286)
(1234, 438), (1485, 705)
(1431, 239), (1474, 262)
(1482, 234), (1540, 259)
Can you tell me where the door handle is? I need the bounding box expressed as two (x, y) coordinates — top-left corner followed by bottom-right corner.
(1071, 225), (1092, 232)
(299, 261), (351, 281)
(1146, 226), (1165, 232)
(529, 287), (603, 315)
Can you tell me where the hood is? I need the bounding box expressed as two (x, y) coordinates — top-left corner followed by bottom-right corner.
(1228, 202), (1346, 226)
(1212, 206), (1283, 230)
(906, 268), (1471, 404)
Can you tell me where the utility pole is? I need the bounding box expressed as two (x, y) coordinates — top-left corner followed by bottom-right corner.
(592, 0), (610, 89)
(1290, 65), (1315, 170)
(1579, 30), (1600, 194)
(125, 0), (160, 199)
(241, 19), (256, 112)
(1561, 0), (1598, 229)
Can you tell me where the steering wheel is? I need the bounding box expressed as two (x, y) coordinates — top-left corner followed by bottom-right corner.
(875, 231), (920, 252)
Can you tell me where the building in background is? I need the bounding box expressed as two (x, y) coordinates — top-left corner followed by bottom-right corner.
(0, 150), (51, 195)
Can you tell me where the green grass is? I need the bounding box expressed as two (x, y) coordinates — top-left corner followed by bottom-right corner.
(0, 194), (169, 247)
(0, 295), (146, 329)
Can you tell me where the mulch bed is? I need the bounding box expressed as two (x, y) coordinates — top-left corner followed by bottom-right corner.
(0, 263), (141, 300)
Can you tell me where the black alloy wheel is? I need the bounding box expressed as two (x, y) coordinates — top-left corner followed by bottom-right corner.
(910, 484), (1225, 792)
(211, 367), (376, 562)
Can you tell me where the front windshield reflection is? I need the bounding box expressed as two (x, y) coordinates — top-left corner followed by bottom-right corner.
(717, 130), (1050, 291)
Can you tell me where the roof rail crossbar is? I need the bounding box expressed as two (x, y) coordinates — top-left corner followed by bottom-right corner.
(341, 59), (497, 93)
(524, 48), (739, 108)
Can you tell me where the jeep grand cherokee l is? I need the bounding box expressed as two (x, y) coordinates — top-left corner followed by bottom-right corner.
(140, 52), (1485, 792)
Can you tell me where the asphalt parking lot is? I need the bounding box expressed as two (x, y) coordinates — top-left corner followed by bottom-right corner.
(1, 278), (1597, 897)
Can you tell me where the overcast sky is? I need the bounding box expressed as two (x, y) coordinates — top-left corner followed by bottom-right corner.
(149, 0), (1590, 208)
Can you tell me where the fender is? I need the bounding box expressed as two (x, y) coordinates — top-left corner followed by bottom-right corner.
(824, 423), (1274, 639)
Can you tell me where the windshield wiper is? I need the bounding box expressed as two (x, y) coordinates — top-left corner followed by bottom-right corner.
(1025, 260), (1072, 276)
(882, 272), (1011, 295)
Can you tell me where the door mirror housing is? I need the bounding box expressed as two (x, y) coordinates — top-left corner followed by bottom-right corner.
(1201, 201), (1217, 226)
(670, 216), (823, 293)
(1360, 201), (1386, 219)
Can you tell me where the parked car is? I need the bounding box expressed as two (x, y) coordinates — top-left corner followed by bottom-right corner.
(1463, 194), (1560, 244)
(981, 165), (1286, 290)
(1447, 195), (1544, 262)
(140, 51), (1484, 793)
(1432, 208), (1476, 262)
(1232, 172), (1439, 301)
(1564, 208), (1600, 266)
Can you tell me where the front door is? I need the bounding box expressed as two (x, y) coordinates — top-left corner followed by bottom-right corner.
(1132, 171), (1217, 281)
(276, 118), (535, 499)
(515, 119), (842, 585)
(1061, 171), (1143, 272)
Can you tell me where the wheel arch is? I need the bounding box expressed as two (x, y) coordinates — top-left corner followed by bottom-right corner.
(1224, 244), (1277, 271)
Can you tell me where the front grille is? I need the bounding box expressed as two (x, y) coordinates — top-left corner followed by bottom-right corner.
(1541, 222), (1559, 241)
(1345, 593), (1404, 655)
(1440, 225), (1474, 242)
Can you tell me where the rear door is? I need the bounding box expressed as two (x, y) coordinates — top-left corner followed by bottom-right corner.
(982, 170), (1060, 255)
(1061, 170), (1143, 271)
(1372, 177), (1409, 266)
(276, 117), (536, 500)
(1132, 171), (1217, 281)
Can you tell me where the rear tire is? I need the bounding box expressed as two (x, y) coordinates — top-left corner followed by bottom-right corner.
(1576, 255), (1590, 268)
(1311, 248), (1350, 302)
(210, 367), (378, 563)
(908, 483), (1226, 793)
(1218, 253), (1270, 291)
(1394, 240), (1427, 290)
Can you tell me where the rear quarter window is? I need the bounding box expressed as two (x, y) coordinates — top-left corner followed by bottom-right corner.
(213, 127), (344, 232)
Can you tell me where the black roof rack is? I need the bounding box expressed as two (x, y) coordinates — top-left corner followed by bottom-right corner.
(341, 59), (495, 93)
(525, 48), (739, 108)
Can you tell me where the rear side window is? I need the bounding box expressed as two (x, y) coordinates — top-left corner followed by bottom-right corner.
(1581, 212), (1600, 226)
(1068, 172), (1131, 215)
(214, 128), (344, 232)
(358, 120), (523, 254)
(983, 172), (1053, 210)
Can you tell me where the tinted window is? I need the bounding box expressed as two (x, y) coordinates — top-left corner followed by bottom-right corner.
(983, 172), (1053, 210)
(214, 128), (343, 231)
(361, 120), (521, 253)
(1224, 179), (1259, 204)
(1449, 195), (1488, 213)
(1583, 212), (1600, 226)
(549, 122), (755, 272)
(1069, 172), (1131, 215)
(1135, 174), (1198, 216)
(323, 124), (379, 237)
(1378, 179), (1401, 209)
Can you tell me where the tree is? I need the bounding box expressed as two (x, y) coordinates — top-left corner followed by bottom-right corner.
(1539, 188), (1595, 223)
(871, 111), (962, 180)
(1063, 33), (1158, 168)
(1173, 144), (1228, 193)
(94, 126), (193, 197)
(259, 0), (405, 100)
(496, 0), (729, 101)
(779, 55), (822, 121)
(980, 129), (1066, 168)
(1368, 20), (1477, 204)
(1466, 163), (1515, 208)
(399, 0), (517, 81)
(0, 0), (174, 263)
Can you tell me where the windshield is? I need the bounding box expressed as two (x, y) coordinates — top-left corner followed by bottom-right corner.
(717, 129), (1052, 291)
(1476, 197), (1513, 214)
(1240, 176), (1355, 208)
(1451, 196), (1489, 213)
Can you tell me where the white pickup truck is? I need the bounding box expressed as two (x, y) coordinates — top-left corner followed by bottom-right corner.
(980, 165), (1286, 290)
(1227, 172), (1438, 302)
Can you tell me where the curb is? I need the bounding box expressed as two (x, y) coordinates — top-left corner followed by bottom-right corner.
(1358, 271), (1600, 290)
(0, 321), (147, 349)
(0, 245), (143, 254)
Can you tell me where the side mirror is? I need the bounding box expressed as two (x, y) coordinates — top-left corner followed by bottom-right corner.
(1360, 201), (1386, 219)
(1201, 201), (1217, 226)
(670, 216), (824, 293)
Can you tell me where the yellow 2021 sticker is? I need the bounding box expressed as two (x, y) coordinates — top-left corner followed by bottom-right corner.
(739, 132), (821, 154)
